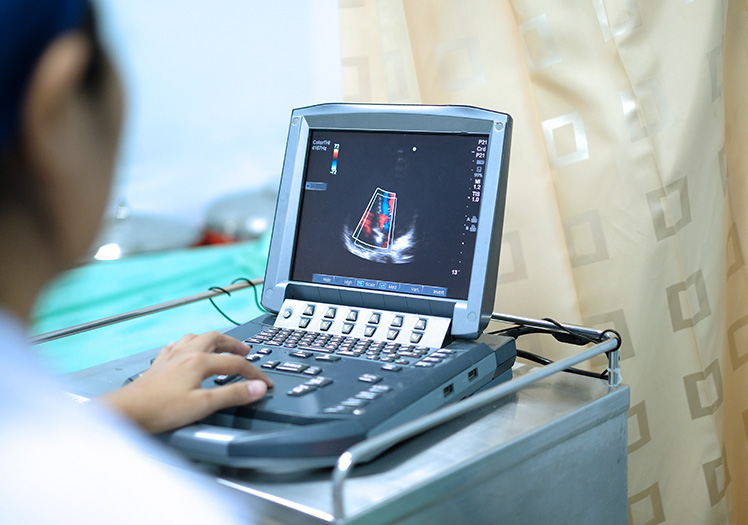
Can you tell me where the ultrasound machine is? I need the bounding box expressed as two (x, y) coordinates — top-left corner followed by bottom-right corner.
(133, 103), (516, 468)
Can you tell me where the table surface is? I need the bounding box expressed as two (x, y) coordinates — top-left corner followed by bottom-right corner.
(64, 330), (629, 524)
(209, 361), (629, 523)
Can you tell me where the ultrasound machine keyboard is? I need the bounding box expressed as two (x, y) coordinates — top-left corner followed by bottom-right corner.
(213, 300), (462, 415)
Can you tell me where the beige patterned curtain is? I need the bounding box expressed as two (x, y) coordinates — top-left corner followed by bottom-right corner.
(339, 0), (746, 523)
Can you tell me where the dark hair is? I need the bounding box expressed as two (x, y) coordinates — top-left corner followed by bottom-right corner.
(0, 1), (106, 207)
(80, 2), (107, 96)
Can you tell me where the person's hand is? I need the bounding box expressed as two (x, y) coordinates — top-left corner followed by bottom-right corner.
(101, 331), (273, 433)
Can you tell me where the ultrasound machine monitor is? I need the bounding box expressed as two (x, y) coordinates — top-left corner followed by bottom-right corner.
(160, 104), (516, 468)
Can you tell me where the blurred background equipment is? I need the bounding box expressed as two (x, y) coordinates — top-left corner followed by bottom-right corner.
(200, 186), (278, 245)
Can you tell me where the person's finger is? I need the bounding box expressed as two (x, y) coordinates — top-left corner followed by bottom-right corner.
(183, 331), (250, 357)
(156, 333), (198, 360)
(191, 379), (268, 418)
(201, 354), (273, 387)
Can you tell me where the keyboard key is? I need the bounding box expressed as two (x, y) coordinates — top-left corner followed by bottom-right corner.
(320, 320), (333, 331)
(325, 307), (337, 319)
(342, 323), (354, 335)
(298, 317), (311, 329)
(323, 405), (365, 415)
(364, 326), (376, 337)
(369, 384), (392, 393)
(410, 332), (423, 344)
(305, 376), (333, 387)
(303, 305), (315, 316)
(414, 318), (428, 330)
(358, 373), (382, 384)
(298, 345), (333, 353)
(341, 398), (369, 407)
(214, 374), (239, 385)
(290, 350), (313, 359)
(302, 366), (323, 376)
(245, 354), (261, 362)
(391, 315), (404, 327)
(368, 313), (381, 324)
(355, 391), (380, 400)
(287, 384), (317, 397)
(276, 362), (309, 373)
(315, 355), (342, 362)
(346, 310), (359, 322)
(261, 360), (280, 369)
(387, 329), (399, 340)
(257, 348), (273, 355)
(381, 364), (402, 372)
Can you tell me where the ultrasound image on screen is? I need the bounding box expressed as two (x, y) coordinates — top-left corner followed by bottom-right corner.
(291, 130), (488, 300)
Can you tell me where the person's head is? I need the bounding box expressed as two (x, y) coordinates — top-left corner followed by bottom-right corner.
(0, 0), (123, 316)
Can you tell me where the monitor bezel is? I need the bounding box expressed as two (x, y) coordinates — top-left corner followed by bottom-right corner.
(262, 103), (512, 339)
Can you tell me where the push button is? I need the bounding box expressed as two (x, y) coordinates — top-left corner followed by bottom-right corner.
(306, 376), (333, 387)
(325, 307), (337, 319)
(414, 318), (427, 330)
(315, 355), (342, 362)
(346, 310), (359, 322)
(341, 398), (369, 407)
(287, 384), (316, 397)
(391, 315), (404, 327)
(214, 374), (239, 385)
(358, 373), (382, 384)
(303, 305), (316, 316)
(368, 313), (381, 324)
(276, 362), (309, 373)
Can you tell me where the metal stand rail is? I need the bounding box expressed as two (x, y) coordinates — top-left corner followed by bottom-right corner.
(30, 278), (263, 345)
(330, 313), (622, 522)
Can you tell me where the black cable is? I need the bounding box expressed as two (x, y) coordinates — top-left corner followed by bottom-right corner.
(490, 316), (616, 380)
(516, 349), (608, 380)
(208, 286), (241, 326)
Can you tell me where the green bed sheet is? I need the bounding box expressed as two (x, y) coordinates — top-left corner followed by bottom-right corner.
(30, 236), (270, 374)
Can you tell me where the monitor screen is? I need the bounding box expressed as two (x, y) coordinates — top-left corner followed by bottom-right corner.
(290, 129), (490, 301)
